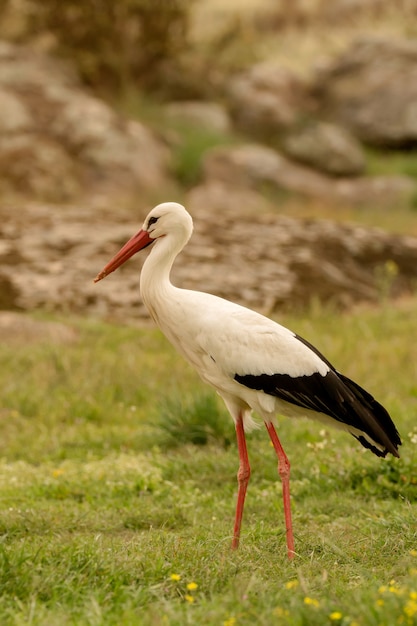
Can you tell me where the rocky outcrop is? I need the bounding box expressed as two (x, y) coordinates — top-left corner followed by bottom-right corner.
(313, 38), (417, 148)
(227, 63), (312, 138)
(227, 37), (417, 151)
(0, 42), (170, 200)
(1, 200), (417, 320)
(222, 42), (417, 206)
(282, 122), (365, 177)
(1, 37), (415, 209)
(199, 143), (416, 208)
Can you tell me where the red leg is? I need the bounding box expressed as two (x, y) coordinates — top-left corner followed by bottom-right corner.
(265, 421), (295, 559)
(232, 413), (251, 550)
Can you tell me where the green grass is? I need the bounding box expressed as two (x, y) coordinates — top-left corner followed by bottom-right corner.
(1, 301), (417, 625)
(171, 123), (238, 187)
(115, 90), (240, 188)
(366, 148), (417, 181)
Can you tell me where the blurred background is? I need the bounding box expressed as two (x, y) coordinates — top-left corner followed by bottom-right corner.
(0, 0), (417, 319)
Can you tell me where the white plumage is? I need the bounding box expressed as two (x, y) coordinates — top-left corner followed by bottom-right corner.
(94, 202), (401, 558)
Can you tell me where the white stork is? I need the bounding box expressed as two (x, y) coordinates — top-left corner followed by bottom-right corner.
(94, 202), (401, 559)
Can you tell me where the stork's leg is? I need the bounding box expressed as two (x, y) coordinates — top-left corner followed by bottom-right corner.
(232, 413), (251, 550)
(265, 421), (295, 559)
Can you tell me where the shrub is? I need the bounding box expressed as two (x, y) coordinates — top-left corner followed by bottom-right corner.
(4, 0), (193, 92)
(154, 392), (234, 448)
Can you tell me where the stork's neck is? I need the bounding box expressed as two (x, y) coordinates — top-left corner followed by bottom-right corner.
(139, 232), (185, 322)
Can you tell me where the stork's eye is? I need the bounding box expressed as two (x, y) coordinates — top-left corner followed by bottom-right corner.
(148, 216), (159, 228)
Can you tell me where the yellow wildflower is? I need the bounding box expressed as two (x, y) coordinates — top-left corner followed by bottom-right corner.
(273, 607), (289, 617)
(304, 597), (320, 608)
(284, 579), (299, 590)
(410, 549), (417, 557)
(186, 582), (198, 591)
(184, 594), (194, 604)
(376, 599), (384, 607)
(52, 468), (65, 477)
(378, 585), (388, 594)
(170, 573), (181, 581)
(404, 599), (417, 618)
(385, 260), (399, 277)
(330, 611), (343, 620)
(410, 591), (417, 601)
(223, 618), (236, 626)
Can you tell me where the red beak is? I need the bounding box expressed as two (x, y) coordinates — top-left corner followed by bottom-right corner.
(93, 229), (153, 283)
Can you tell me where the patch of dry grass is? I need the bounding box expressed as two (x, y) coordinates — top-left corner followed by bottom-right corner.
(193, 0), (417, 74)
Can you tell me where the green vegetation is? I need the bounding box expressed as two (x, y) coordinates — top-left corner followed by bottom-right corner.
(0, 0), (193, 92)
(171, 124), (236, 187)
(1, 299), (417, 625)
(367, 148), (417, 181)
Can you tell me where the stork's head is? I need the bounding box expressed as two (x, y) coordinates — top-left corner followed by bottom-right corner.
(143, 202), (193, 242)
(93, 202), (193, 283)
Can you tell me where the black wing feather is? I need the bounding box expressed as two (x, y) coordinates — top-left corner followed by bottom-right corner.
(291, 334), (402, 456)
(235, 361), (401, 458)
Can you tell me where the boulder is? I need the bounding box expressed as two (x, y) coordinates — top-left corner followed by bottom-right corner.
(322, 0), (389, 22)
(282, 122), (366, 176)
(313, 37), (417, 147)
(227, 63), (312, 138)
(0, 89), (32, 132)
(0, 42), (171, 200)
(0, 134), (80, 200)
(200, 143), (416, 208)
(333, 176), (417, 208)
(187, 181), (275, 217)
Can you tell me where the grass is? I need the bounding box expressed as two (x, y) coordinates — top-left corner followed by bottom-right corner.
(367, 148), (417, 181)
(155, 392), (234, 448)
(1, 299), (417, 625)
(115, 89), (240, 190)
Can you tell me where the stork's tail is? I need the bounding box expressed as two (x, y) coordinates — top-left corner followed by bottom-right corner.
(337, 373), (401, 458)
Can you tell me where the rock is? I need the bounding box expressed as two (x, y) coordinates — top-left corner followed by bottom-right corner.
(187, 181), (275, 217)
(0, 89), (32, 132)
(0, 41), (171, 199)
(0, 134), (80, 201)
(200, 143), (416, 207)
(282, 122), (366, 176)
(322, 0), (388, 21)
(164, 101), (231, 133)
(333, 176), (416, 208)
(0, 271), (21, 311)
(313, 37), (417, 147)
(0, 40), (77, 89)
(227, 63), (312, 138)
(1, 200), (417, 319)
(202, 143), (290, 188)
